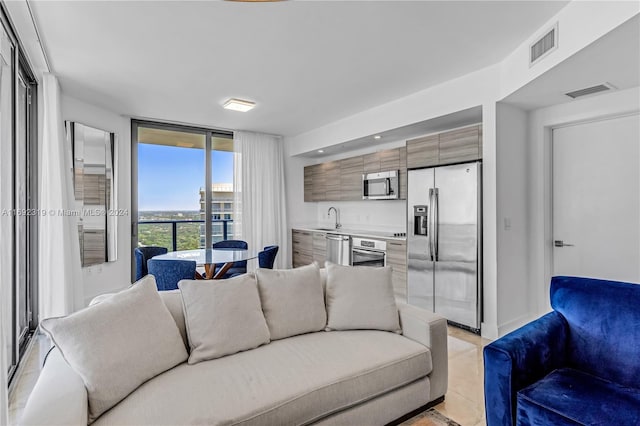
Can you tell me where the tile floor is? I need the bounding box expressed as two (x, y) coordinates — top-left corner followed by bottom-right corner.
(8, 326), (490, 426)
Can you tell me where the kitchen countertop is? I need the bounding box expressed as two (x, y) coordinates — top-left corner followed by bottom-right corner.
(291, 225), (406, 241)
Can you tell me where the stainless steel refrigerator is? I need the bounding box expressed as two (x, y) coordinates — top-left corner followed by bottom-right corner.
(407, 162), (481, 333)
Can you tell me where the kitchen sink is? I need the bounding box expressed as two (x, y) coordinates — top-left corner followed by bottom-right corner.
(315, 227), (338, 231)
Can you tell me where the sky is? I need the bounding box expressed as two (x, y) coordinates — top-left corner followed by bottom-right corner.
(138, 143), (234, 211)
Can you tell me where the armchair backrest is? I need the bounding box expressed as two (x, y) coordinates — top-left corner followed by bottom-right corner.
(551, 276), (640, 389)
(134, 246), (168, 281)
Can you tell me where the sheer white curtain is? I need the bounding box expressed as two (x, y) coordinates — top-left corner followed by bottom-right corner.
(233, 131), (288, 270)
(39, 74), (83, 318)
(0, 28), (12, 426)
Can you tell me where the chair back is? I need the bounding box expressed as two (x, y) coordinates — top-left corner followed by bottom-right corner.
(258, 245), (279, 269)
(134, 246), (168, 281)
(213, 240), (249, 271)
(551, 276), (640, 389)
(147, 259), (196, 291)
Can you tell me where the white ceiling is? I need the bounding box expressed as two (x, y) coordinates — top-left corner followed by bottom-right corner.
(30, 1), (568, 136)
(502, 14), (640, 110)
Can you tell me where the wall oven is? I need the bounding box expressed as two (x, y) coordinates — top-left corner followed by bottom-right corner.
(351, 237), (387, 267)
(362, 170), (399, 200)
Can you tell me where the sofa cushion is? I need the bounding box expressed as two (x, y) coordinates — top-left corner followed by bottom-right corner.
(40, 275), (188, 423)
(325, 262), (400, 332)
(93, 330), (432, 426)
(551, 276), (640, 388)
(256, 263), (327, 340)
(179, 273), (270, 364)
(517, 368), (640, 426)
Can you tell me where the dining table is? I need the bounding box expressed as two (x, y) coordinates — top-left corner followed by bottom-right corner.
(154, 248), (259, 280)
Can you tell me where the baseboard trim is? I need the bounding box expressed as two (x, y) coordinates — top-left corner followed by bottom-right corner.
(498, 314), (536, 337)
(385, 395), (445, 426)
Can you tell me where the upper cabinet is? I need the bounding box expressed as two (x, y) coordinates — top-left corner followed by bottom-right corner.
(406, 124), (482, 169)
(340, 156), (363, 201)
(303, 124), (482, 202)
(406, 134), (439, 169)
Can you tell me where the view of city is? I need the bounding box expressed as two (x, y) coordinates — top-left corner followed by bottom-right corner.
(137, 130), (236, 250)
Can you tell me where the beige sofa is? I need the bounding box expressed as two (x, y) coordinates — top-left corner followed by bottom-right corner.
(21, 288), (448, 426)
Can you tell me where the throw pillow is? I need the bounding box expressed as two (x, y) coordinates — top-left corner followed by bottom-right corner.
(255, 263), (327, 340)
(40, 275), (188, 423)
(179, 273), (270, 364)
(325, 262), (401, 332)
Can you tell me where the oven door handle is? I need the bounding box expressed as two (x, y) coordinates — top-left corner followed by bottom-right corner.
(352, 248), (385, 255)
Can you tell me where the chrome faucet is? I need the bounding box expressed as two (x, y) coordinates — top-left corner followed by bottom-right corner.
(328, 207), (342, 229)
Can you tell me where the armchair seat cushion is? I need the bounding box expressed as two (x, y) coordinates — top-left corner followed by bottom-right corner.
(517, 368), (640, 426)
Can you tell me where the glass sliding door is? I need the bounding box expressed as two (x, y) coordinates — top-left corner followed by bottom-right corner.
(1, 5), (38, 383)
(131, 120), (233, 281)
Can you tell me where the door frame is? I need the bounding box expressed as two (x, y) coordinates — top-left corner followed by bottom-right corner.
(130, 119), (233, 282)
(529, 92), (640, 316)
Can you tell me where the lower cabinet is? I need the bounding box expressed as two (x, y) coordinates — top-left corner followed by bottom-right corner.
(292, 229), (313, 268)
(292, 230), (407, 304)
(386, 240), (407, 302)
(312, 232), (327, 266)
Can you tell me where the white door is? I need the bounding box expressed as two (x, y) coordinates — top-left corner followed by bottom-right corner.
(552, 114), (640, 283)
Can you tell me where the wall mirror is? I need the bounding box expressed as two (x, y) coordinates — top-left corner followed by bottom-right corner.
(66, 121), (117, 267)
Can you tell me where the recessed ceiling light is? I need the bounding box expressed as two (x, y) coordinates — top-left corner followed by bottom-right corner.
(223, 98), (255, 112)
(374, 135), (381, 140)
(318, 150), (324, 153)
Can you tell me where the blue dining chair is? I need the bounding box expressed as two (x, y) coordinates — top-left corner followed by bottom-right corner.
(134, 246), (168, 281)
(147, 259), (196, 291)
(213, 240), (248, 279)
(258, 245), (279, 269)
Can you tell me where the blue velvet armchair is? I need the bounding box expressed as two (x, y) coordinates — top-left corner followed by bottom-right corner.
(484, 276), (640, 426)
(147, 259), (196, 291)
(134, 246), (168, 281)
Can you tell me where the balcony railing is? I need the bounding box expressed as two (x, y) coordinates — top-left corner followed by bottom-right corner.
(137, 219), (233, 251)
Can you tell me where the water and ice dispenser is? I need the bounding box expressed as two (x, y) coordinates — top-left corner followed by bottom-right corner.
(413, 205), (428, 236)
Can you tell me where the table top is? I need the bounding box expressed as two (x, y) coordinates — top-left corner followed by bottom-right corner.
(154, 248), (259, 265)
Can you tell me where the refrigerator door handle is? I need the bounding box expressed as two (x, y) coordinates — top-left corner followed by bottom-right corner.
(434, 188), (440, 261)
(428, 188), (435, 261)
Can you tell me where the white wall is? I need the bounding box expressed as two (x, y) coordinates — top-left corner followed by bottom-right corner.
(61, 95), (131, 306)
(526, 86), (640, 318)
(284, 4), (639, 340)
(498, 1), (640, 99)
(495, 103), (531, 334)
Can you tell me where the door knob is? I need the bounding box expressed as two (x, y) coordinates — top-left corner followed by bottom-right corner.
(554, 240), (575, 247)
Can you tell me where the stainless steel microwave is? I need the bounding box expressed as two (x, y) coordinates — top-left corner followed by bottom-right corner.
(362, 170), (399, 200)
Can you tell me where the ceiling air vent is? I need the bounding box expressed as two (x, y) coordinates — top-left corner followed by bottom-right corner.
(530, 23), (558, 66)
(565, 83), (615, 99)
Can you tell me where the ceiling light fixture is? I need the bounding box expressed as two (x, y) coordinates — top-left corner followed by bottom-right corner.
(223, 98), (255, 112)
(374, 135), (381, 140)
(318, 150), (324, 153)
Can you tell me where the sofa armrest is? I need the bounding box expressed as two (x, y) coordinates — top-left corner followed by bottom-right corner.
(397, 302), (448, 401)
(483, 311), (568, 426)
(20, 348), (88, 426)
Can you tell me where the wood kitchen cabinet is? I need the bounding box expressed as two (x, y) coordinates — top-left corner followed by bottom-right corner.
(363, 152), (380, 173)
(406, 134), (439, 169)
(303, 166), (313, 202)
(302, 123), (483, 202)
(340, 156), (363, 201)
(323, 161), (341, 201)
(386, 239), (407, 302)
(312, 232), (327, 266)
(439, 126), (480, 164)
(406, 124), (482, 170)
(292, 229), (313, 268)
(399, 147), (407, 201)
(311, 164), (326, 202)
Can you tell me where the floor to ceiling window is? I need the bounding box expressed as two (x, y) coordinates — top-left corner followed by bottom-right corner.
(1, 7), (38, 384)
(131, 120), (233, 280)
